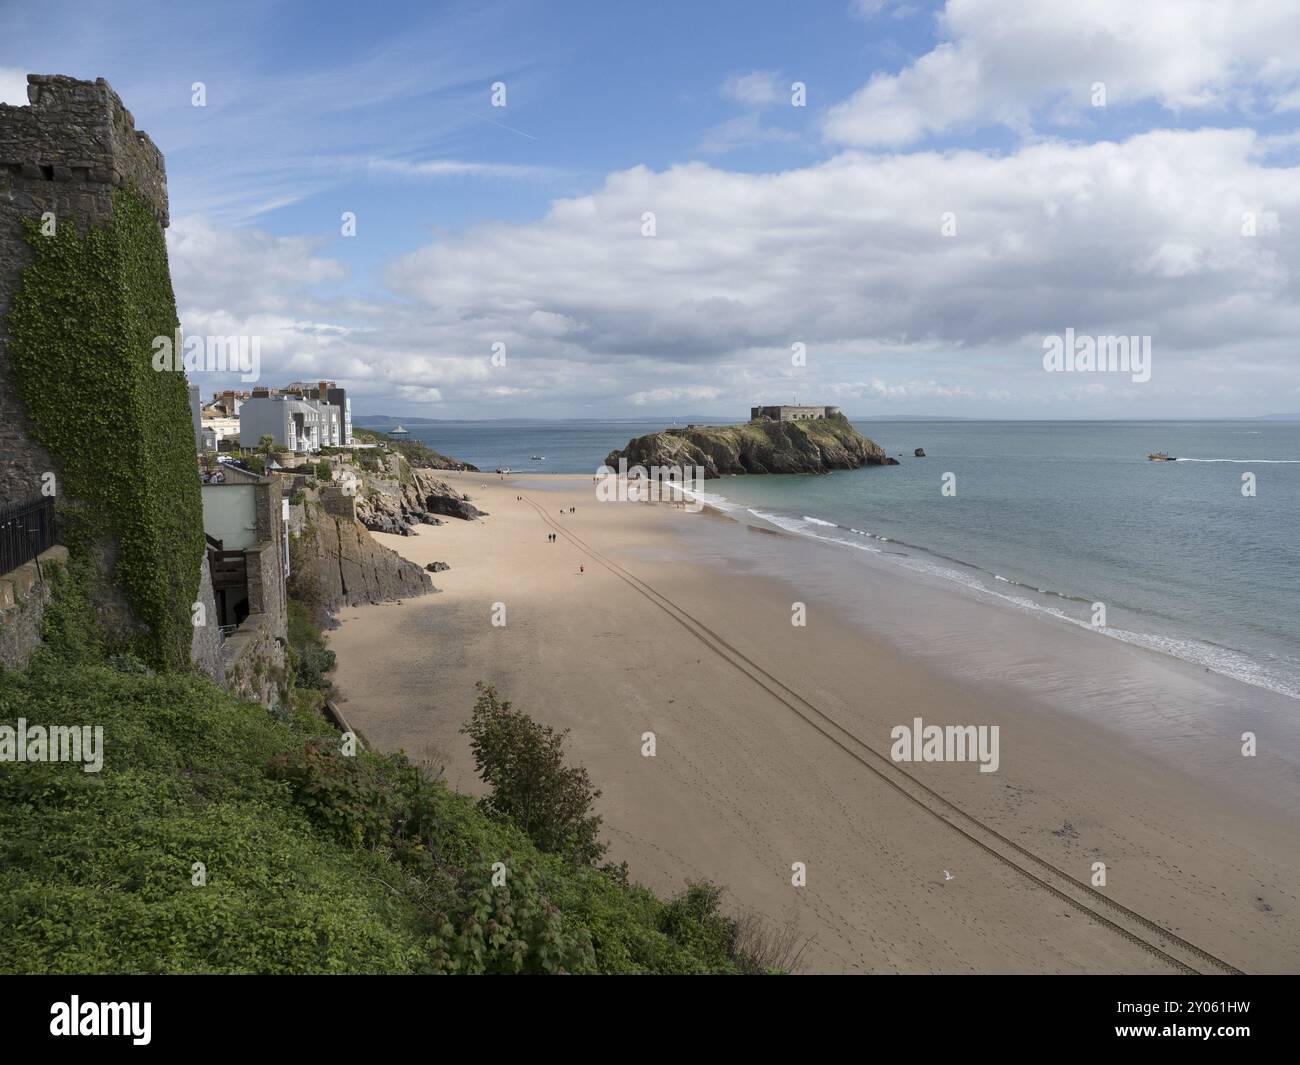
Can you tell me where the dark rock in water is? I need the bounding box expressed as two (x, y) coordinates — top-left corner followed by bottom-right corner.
(914, 447), (926, 457)
(605, 413), (896, 479)
(426, 561), (450, 572)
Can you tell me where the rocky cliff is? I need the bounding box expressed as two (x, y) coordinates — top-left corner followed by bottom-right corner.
(605, 414), (897, 478)
(287, 444), (486, 623)
(289, 499), (433, 624)
(353, 457), (485, 535)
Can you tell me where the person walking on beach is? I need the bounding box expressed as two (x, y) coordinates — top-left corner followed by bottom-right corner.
(579, 564), (584, 574)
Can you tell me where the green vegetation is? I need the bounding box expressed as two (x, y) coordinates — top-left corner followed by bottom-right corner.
(353, 427), (476, 471)
(607, 412), (889, 477)
(462, 683), (606, 867)
(286, 600), (335, 694)
(0, 567), (769, 974)
(3, 189), (203, 669)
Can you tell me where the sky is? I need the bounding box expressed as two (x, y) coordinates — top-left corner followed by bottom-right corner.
(3, 0), (1300, 419)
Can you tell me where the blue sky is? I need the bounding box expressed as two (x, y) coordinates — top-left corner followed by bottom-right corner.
(4, 0), (1300, 418)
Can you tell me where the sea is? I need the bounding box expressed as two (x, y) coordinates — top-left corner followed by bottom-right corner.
(386, 418), (1300, 702)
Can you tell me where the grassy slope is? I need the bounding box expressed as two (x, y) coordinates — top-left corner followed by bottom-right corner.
(0, 573), (742, 975)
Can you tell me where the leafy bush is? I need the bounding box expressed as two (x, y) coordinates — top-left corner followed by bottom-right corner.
(315, 460), (332, 481)
(462, 683), (605, 866)
(286, 600), (335, 692)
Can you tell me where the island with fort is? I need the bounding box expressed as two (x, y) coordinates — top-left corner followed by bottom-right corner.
(604, 405), (899, 477)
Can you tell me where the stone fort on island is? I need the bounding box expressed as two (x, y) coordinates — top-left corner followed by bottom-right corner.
(750, 404), (842, 422)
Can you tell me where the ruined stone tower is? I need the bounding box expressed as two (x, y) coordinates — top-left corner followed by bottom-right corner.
(0, 74), (170, 505)
(0, 74), (211, 672)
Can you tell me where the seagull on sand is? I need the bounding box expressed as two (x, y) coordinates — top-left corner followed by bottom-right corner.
(943, 870), (955, 882)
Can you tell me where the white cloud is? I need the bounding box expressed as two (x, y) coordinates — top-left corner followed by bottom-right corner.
(697, 112), (800, 155)
(0, 67), (30, 106)
(364, 127), (1300, 414)
(154, 4), (1300, 417)
(627, 385), (723, 407)
(825, 0), (1300, 147)
(722, 70), (784, 107)
(168, 217), (346, 315)
(358, 157), (558, 181)
(833, 378), (988, 402)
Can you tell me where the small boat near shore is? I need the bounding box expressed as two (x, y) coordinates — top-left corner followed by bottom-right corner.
(1148, 452), (1177, 461)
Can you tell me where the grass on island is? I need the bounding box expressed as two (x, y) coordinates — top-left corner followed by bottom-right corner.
(0, 564), (796, 974)
(351, 427), (477, 472)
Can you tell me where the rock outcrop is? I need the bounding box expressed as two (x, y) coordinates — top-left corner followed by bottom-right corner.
(286, 442), (487, 624)
(290, 502), (434, 624)
(353, 461), (485, 535)
(605, 414), (897, 478)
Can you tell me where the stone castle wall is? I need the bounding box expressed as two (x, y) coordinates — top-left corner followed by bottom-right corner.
(751, 405), (842, 422)
(0, 74), (169, 506)
(0, 76), (241, 690)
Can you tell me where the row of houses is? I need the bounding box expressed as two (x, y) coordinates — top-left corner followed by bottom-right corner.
(189, 381), (354, 453)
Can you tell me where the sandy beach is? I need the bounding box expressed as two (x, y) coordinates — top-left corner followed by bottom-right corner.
(329, 471), (1300, 974)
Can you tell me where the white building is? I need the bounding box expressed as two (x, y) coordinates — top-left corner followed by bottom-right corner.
(238, 394), (326, 453)
(200, 404), (241, 451)
(286, 381), (352, 445)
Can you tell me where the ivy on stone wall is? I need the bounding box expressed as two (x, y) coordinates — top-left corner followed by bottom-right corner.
(4, 188), (203, 670)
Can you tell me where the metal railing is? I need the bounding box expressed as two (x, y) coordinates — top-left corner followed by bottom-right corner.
(0, 497), (56, 576)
